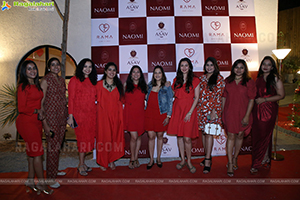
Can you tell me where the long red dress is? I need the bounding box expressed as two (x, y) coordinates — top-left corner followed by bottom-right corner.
(222, 79), (256, 136)
(16, 84), (44, 157)
(96, 80), (125, 168)
(145, 91), (168, 132)
(251, 76), (278, 169)
(167, 77), (200, 138)
(68, 77), (97, 152)
(197, 74), (225, 132)
(123, 85), (145, 136)
(43, 73), (68, 179)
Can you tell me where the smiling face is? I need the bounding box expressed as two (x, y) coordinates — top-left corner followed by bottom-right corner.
(205, 61), (215, 74)
(261, 59), (273, 74)
(131, 67), (141, 83)
(82, 61), (92, 78)
(234, 63), (245, 77)
(105, 65), (117, 80)
(180, 61), (189, 75)
(154, 68), (162, 82)
(26, 63), (38, 81)
(49, 59), (61, 75)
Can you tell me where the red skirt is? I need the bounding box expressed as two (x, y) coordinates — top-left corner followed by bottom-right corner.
(145, 91), (167, 132)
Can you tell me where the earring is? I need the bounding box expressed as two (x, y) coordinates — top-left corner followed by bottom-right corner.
(48, 68), (50, 71)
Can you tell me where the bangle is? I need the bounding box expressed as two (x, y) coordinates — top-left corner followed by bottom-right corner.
(187, 112), (192, 115)
(167, 115), (171, 118)
(264, 98), (267, 102)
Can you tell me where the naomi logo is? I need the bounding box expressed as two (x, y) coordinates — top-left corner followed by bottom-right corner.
(210, 21), (221, 31)
(101, 51), (109, 62)
(184, 48), (195, 58)
(99, 23), (110, 33)
(1, 1), (11, 11)
(239, 21), (247, 31)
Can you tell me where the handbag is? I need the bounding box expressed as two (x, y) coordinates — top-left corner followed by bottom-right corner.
(204, 122), (222, 136)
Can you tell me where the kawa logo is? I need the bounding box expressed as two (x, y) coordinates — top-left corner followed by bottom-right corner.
(184, 48), (195, 58)
(210, 21), (221, 31)
(99, 23), (110, 33)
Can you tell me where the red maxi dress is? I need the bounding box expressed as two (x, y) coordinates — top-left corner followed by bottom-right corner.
(222, 79), (256, 136)
(96, 80), (125, 168)
(43, 73), (68, 179)
(68, 77), (97, 152)
(16, 84), (44, 157)
(123, 85), (145, 136)
(167, 77), (200, 138)
(251, 76), (278, 169)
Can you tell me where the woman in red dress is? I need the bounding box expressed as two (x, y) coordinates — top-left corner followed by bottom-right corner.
(123, 65), (147, 169)
(222, 59), (256, 177)
(197, 57), (225, 174)
(16, 60), (53, 195)
(250, 56), (285, 174)
(168, 58), (200, 174)
(145, 66), (173, 169)
(41, 58), (68, 188)
(67, 58), (97, 175)
(96, 62), (124, 171)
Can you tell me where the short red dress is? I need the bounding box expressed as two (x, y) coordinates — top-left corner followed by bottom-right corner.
(222, 79), (256, 136)
(167, 77), (200, 138)
(68, 77), (97, 152)
(123, 85), (145, 136)
(16, 84), (44, 157)
(145, 91), (168, 132)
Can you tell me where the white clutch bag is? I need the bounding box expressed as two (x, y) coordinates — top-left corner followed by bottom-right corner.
(204, 123), (222, 136)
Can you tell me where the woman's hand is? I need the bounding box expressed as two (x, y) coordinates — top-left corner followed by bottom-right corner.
(37, 109), (45, 121)
(241, 115), (249, 127)
(184, 112), (192, 122)
(255, 97), (266, 105)
(165, 81), (171, 87)
(209, 110), (217, 121)
(163, 117), (170, 126)
(67, 114), (74, 128)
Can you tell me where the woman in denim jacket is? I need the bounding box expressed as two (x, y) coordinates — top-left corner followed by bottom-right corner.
(145, 65), (173, 169)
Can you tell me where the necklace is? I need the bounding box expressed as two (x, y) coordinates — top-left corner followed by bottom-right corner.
(104, 80), (116, 92)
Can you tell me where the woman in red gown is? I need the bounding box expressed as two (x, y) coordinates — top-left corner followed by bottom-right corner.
(197, 57), (225, 174)
(222, 59), (256, 177)
(67, 58), (97, 175)
(41, 58), (68, 188)
(96, 62), (124, 171)
(145, 66), (173, 169)
(250, 56), (285, 174)
(16, 60), (53, 195)
(168, 58), (200, 174)
(123, 65), (147, 169)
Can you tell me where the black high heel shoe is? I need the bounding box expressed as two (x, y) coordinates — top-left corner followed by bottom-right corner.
(203, 158), (212, 174)
(146, 161), (154, 170)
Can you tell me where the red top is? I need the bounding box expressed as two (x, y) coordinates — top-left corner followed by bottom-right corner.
(123, 84), (145, 136)
(222, 79), (256, 136)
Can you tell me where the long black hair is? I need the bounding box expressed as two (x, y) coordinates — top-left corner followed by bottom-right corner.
(125, 65), (147, 94)
(174, 57), (194, 93)
(151, 65), (167, 87)
(203, 57), (220, 91)
(75, 58), (97, 85)
(101, 62), (124, 98)
(18, 60), (41, 91)
(257, 56), (279, 94)
(226, 59), (251, 86)
(45, 57), (60, 75)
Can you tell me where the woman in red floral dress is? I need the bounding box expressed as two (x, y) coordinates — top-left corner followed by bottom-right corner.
(67, 58), (97, 176)
(41, 58), (68, 188)
(197, 57), (225, 174)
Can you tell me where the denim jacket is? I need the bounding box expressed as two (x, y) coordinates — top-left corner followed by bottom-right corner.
(145, 83), (173, 116)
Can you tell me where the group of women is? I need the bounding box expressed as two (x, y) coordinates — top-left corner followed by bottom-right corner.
(16, 55), (284, 194)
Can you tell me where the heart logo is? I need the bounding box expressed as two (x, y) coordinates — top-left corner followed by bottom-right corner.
(99, 23), (110, 33)
(183, 0), (191, 3)
(210, 21), (221, 31)
(184, 48), (195, 58)
(215, 133), (227, 145)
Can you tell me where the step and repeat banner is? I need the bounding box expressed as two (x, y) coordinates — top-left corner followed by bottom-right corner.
(91, 0), (258, 158)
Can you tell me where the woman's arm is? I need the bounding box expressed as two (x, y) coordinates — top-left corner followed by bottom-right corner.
(241, 99), (254, 126)
(40, 78), (51, 133)
(184, 83), (200, 122)
(67, 78), (75, 127)
(255, 78), (285, 104)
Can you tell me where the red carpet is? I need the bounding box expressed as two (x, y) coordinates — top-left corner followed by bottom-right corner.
(278, 104), (300, 134)
(0, 150), (299, 200)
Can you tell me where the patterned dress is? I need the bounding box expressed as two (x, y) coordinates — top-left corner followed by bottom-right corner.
(43, 73), (68, 179)
(197, 74), (225, 132)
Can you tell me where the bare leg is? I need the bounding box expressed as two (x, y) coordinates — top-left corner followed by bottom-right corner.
(156, 132), (164, 163)
(233, 131), (244, 168)
(177, 136), (185, 165)
(130, 132), (138, 161)
(33, 155), (49, 190)
(204, 134), (214, 170)
(226, 132), (235, 174)
(135, 135), (142, 160)
(147, 131), (156, 165)
(202, 131), (206, 153)
(184, 137), (193, 167)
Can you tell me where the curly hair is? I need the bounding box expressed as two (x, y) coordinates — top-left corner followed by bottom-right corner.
(75, 58), (97, 85)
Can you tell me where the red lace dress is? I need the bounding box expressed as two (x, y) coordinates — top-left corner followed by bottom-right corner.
(43, 73), (68, 179)
(68, 77), (97, 152)
(123, 85), (145, 136)
(197, 74), (225, 132)
(16, 84), (44, 157)
(167, 77), (200, 138)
